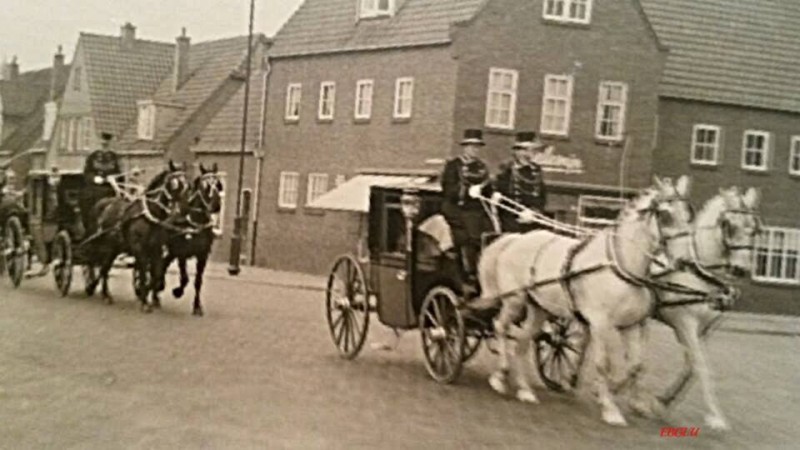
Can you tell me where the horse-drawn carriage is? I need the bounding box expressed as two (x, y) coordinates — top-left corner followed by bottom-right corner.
(324, 175), (589, 386)
(0, 182), (27, 287)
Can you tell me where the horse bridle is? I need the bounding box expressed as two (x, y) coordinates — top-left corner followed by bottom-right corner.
(188, 173), (222, 212)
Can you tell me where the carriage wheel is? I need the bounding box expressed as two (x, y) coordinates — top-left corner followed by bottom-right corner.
(4, 216), (26, 288)
(51, 231), (73, 297)
(326, 255), (370, 360)
(420, 286), (466, 384)
(535, 316), (589, 392)
(133, 262), (150, 302)
(462, 334), (482, 363)
(82, 265), (97, 296)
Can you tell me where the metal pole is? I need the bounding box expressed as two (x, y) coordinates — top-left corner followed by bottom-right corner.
(228, 0), (255, 276)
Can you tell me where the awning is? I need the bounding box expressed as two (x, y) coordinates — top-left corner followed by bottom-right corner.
(307, 175), (417, 212)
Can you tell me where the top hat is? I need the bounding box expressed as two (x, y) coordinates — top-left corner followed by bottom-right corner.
(512, 131), (545, 150)
(460, 129), (485, 146)
(100, 132), (114, 142)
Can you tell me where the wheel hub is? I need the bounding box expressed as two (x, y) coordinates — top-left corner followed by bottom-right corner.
(430, 327), (447, 340)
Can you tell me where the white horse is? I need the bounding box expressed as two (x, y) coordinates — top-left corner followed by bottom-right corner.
(626, 186), (761, 430)
(473, 176), (695, 426)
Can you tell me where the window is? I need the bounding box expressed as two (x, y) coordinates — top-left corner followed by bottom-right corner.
(754, 227), (800, 284)
(137, 101), (155, 140)
(278, 171), (300, 208)
(741, 130), (769, 171)
(355, 79), (374, 119)
(577, 195), (626, 229)
(485, 68), (518, 129)
(543, 0), (593, 24)
(285, 83), (302, 121)
(393, 77), (414, 119)
(595, 82), (627, 141)
(211, 173), (227, 236)
(690, 124), (721, 165)
(306, 173), (329, 204)
(790, 136), (800, 175)
(541, 74), (574, 136)
(360, 0), (394, 18)
(318, 82), (335, 120)
(73, 67), (81, 91)
(80, 117), (93, 151)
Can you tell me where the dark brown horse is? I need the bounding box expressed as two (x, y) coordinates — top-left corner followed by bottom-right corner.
(161, 163), (224, 316)
(88, 161), (188, 312)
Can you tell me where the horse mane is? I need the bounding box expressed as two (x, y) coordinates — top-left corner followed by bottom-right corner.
(146, 170), (169, 191)
(695, 193), (731, 228)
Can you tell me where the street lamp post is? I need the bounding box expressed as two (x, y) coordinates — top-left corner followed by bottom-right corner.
(228, 0), (256, 276)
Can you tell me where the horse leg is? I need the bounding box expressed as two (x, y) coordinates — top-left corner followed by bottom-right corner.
(681, 315), (729, 430)
(510, 303), (544, 403)
(150, 250), (164, 310)
(192, 255), (207, 317)
(100, 254), (116, 304)
(622, 323), (664, 419)
(136, 258), (152, 313)
(588, 319), (628, 426)
(489, 301), (521, 396)
(172, 256), (189, 299)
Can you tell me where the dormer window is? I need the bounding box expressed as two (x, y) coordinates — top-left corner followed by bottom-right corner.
(359, 0), (394, 19)
(543, 0), (593, 25)
(137, 100), (156, 140)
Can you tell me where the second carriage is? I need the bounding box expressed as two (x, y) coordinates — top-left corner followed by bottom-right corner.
(324, 175), (590, 388)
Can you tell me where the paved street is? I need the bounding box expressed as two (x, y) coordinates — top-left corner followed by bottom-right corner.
(0, 268), (798, 449)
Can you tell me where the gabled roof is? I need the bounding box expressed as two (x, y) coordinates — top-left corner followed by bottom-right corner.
(270, 0), (486, 58)
(640, 0), (800, 113)
(192, 69), (266, 153)
(0, 68), (51, 117)
(80, 33), (174, 137)
(116, 35), (263, 149)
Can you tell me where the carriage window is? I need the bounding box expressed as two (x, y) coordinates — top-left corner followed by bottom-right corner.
(577, 195), (626, 229)
(754, 227), (800, 284)
(382, 203), (406, 255)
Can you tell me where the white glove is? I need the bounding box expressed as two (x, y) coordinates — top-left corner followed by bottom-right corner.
(490, 191), (503, 203)
(468, 184), (483, 199)
(93, 175), (104, 184)
(518, 210), (537, 224)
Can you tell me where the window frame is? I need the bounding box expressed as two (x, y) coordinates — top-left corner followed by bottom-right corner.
(393, 77), (414, 119)
(690, 124), (722, 166)
(540, 74), (574, 137)
(136, 101), (156, 141)
(789, 136), (800, 176)
(354, 79), (374, 120)
(741, 130), (770, 171)
(285, 83), (302, 121)
(484, 68), (518, 130)
(278, 171), (300, 209)
(318, 81), (336, 120)
(577, 195), (627, 229)
(359, 0), (395, 19)
(543, 0), (593, 24)
(753, 226), (800, 285)
(306, 173), (330, 205)
(595, 81), (628, 141)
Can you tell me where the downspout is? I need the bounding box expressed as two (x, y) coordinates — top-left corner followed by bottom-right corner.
(250, 56), (271, 264)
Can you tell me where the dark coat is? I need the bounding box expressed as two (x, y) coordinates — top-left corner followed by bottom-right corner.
(80, 149), (122, 236)
(493, 161), (547, 233)
(440, 156), (493, 247)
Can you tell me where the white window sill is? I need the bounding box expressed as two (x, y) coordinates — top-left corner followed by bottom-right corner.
(741, 165), (768, 172)
(690, 160), (719, 167)
(751, 277), (800, 287)
(485, 123), (514, 131)
(542, 16), (591, 26)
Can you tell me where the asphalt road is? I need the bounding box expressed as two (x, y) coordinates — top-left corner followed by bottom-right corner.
(0, 270), (798, 449)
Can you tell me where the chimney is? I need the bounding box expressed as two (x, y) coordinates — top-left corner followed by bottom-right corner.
(173, 27), (191, 92)
(49, 46), (66, 100)
(2, 56), (19, 81)
(120, 22), (136, 50)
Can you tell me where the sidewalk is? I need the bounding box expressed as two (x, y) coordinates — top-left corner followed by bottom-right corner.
(196, 262), (800, 337)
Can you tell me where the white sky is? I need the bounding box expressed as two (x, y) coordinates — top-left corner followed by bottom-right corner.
(0, 0), (304, 71)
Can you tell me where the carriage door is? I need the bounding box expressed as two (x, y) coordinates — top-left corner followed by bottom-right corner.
(374, 198), (416, 328)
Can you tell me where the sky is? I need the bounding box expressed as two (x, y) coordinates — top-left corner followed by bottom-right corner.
(0, 0), (304, 71)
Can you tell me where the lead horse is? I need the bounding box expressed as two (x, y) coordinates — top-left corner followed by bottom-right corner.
(473, 175), (695, 426)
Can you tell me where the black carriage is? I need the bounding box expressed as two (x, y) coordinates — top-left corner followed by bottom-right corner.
(0, 184), (27, 287)
(324, 176), (589, 387)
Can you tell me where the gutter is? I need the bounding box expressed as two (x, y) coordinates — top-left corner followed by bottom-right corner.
(250, 56), (271, 264)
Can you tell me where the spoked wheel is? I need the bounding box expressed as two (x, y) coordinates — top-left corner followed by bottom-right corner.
(82, 265), (97, 296)
(4, 216), (26, 288)
(326, 255), (370, 359)
(535, 316), (590, 392)
(133, 262), (150, 302)
(51, 231), (73, 296)
(462, 333), (482, 363)
(420, 286), (465, 384)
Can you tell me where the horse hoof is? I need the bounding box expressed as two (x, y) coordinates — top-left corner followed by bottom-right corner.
(705, 414), (729, 431)
(192, 308), (204, 317)
(172, 287), (183, 298)
(104, 296), (114, 305)
(152, 301), (162, 310)
(602, 409), (628, 427)
(516, 389), (538, 404)
(141, 304), (153, 314)
(489, 373), (507, 395)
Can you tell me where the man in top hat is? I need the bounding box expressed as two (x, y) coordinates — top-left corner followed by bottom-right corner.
(80, 132), (122, 237)
(440, 129), (494, 290)
(493, 131), (548, 233)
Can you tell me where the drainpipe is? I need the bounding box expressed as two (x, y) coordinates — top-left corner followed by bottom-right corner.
(250, 56), (271, 265)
